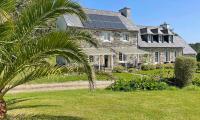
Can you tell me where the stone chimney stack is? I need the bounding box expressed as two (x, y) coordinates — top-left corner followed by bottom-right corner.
(119, 7), (131, 19)
(160, 22), (170, 29)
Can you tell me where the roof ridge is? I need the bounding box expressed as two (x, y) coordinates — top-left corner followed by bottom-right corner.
(83, 8), (120, 14)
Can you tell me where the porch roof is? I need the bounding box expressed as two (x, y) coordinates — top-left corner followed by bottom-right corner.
(112, 47), (149, 55)
(82, 48), (114, 55)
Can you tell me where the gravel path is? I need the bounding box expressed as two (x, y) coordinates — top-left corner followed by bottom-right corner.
(9, 81), (114, 93)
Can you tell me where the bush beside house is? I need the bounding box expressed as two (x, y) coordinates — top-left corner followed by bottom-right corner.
(108, 76), (168, 91)
(113, 66), (125, 73)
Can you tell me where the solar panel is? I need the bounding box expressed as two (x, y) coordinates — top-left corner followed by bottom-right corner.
(83, 14), (127, 30)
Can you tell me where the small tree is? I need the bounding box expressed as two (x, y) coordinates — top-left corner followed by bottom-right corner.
(0, 0), (97, 118)
(174, 56), (197, 87)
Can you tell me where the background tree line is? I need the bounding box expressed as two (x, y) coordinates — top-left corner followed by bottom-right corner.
(190, 43), (200, 61)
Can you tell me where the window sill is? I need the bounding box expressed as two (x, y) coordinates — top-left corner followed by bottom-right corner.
(121, 40), (129, 42)
(118, 61), (127, 63)
(103, 40), (111, 43)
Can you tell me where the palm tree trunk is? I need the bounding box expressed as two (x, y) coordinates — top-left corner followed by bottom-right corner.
(0, 98), (6, 119)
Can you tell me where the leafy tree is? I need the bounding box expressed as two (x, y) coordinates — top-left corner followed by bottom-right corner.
(190, 43), (200, 53)
(0, 0), (96, 118)
(197, 53), (200, 62)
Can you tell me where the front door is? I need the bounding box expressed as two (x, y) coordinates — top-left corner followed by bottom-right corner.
(104, 55), (109, 67)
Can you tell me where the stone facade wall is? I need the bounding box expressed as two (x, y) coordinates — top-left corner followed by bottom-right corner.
(140, 47), (183, 64)
(81, 29), (138, 48)
(82, 29), (139, 67)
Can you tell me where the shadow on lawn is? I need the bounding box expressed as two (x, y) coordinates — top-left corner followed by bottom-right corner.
(6, 97), (59, 111)
(5, 98), (85, 120)
(5, 114), (85, 120)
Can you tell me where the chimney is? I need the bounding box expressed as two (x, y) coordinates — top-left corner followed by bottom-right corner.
(119, 7), (131, 19)
(160, 22), (170, 29)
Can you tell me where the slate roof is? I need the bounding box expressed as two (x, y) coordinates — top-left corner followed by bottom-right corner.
(61, 8), (196, 55)
(182, 41), (197, 55)
(82, 48), (114, 55)
(112, 47), (149, 54)
(63, 8), (138, 31)
(140, 28), (154, 35)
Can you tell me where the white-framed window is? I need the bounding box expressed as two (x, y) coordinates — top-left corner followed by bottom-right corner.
(159, 35), (163, 43)
(174, 51), (177, 61)
(155, 52), (160, 63)
(147, 35), (153, 43)
(102, 32), (111, 42)
(122, 33), (129, 41)
(89, 56), (94, 62)
(169, 35), (174, 43)
(165, 51), (170, 62)
(119, 52), (127, 62)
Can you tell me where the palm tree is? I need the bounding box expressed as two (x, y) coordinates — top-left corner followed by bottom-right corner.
(0, 0), (96, 118)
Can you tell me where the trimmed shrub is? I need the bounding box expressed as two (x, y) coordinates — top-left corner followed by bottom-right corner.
(96, 71), (115, 81)
(113, 66), (125, 73)
(141, 64), (156, 71)
(163, 63), (174, 69)
(108, 76), (168, 91)
(155, 64), (163, 69)
(192, 74), (200, 86)
(174, 56), (197, 87)
(197, 62), (200, 70)
(128, 68), (137, 73)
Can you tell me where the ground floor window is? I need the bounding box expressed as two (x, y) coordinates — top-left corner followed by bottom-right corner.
(89, 56), (94, 62)
(174, 51), (177, 61)
(155, 52), (159, 63)
(165, 51), (170, 62)
(119, 52), (127, 62)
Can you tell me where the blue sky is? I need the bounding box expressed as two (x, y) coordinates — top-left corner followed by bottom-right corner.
(77, 0), (200, 43)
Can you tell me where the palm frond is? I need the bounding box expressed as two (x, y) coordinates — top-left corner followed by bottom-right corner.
(0, 0), (15, 23)
(66, 28), (98, 47)
(0, 31), (95, 93)
(2, 64), (59, 96)
(0, 21), (15, 41)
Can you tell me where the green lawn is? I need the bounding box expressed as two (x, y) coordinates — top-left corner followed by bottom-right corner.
(28, 73), (112, 84)
(5, 89), (200, 120)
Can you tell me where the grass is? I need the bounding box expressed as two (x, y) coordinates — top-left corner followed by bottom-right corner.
(5, 89), (200, 120)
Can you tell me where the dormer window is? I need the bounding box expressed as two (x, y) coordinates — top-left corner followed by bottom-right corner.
(153, 35), (159, 43)
(122, 33), (129, 41)
(102, 32), (111, 42)
(158, 35), (163, 43)
(163, 35), (173, 43)
(169, 35), (173, 43)
(147, 35), (153, 43)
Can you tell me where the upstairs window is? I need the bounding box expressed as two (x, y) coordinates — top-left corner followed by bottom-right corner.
(164, 35), (169, 43)
(102, 32), (111, 42)
(155, 52), (160, 63)
(122, 33), (129, 41)
(169, 35), (174, 43)
(159, 35), (163, 43)
(153, 35), (159, 43)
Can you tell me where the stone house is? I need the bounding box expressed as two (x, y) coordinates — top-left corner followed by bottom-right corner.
(56, 7), (197, 70)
